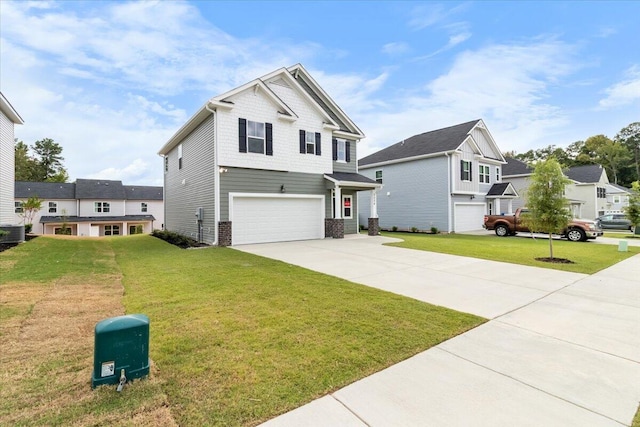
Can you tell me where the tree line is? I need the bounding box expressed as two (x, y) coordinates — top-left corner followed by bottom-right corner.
(15, 138), (69, 182)
(505, 122), (640, 187)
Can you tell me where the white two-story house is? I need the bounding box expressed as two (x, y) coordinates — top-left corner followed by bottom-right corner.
(14, 179), (163, 236)
(0, 92), (24, 242)
(358, 120), (516, 233)
(158, 64), (381, 246)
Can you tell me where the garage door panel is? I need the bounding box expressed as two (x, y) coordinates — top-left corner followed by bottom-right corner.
(455, 204), (486, 232)
(232, 195), (324, 245)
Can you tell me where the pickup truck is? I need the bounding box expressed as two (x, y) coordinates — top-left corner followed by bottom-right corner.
(483, 208), (603, 242)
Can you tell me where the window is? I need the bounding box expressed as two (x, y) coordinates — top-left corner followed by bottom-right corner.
(597, 187), (606, 198)
(496, 167), (501, 182)
(479, 165), (490, 183)
(248, 120), (265, 153)
(164, 156), (168, 173)
(104, 225), (120, 236)
(178, 144), (183, 169)
(300, 130), (321, 155)
(15, 201), (23, 213)
(239, 118), (273, 155)
(141, 202), (148, 212)
(333, 138), (350, 162)
(342, 195), (353, 219)
(613, 195), (620, 204)
(129, 225), (143, 235)
(375, 170), (383, 184)
(48, 201), (57, 213)
(461, 160), (472, 181)
(94, 202), (110, 213)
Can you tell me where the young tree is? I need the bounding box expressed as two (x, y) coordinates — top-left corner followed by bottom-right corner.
(625, 181), (640, 233)
(20, 196), (43, 234)
(523, 158), (572, 259)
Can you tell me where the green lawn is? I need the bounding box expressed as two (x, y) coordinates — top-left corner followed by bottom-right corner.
(0, 236), (484, 426)
(383, 232), (639, 274)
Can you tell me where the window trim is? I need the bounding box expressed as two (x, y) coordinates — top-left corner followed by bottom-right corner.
(94, 202), (111, 213)
(178, 144), (183, 169)
(48, 201), (58, 214)
(104, 224), (120, 236)
(337, 139), (346, 162)
(141, 202), (148, 213)
(342, 195), (353, 219)
(15, 201), (24, 213)
(479, 165), (490, 184)
(461, 160), (472, 181)
(375, 170), (383, 184)
(247, 120), (266, 154)
(495, 166), (500, 182)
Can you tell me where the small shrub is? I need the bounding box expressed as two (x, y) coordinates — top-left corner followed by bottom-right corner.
(152, 229), (201, 249)
(392, 226), (398, 232)
(430, 226), (438, 234)
(411, 227), (418, 233)
(25, 223), (33, 234)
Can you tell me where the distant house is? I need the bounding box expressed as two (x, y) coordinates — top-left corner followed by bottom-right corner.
(14, 179), (163, 236)
(358, 120), (516, 233)
(0, 92), (24, 229)
(605, 183), (631, 214)
(158, 64), (380, 246)
(503, 158), (611, 219)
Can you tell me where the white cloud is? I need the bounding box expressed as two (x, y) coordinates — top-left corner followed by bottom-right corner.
(382, 42), (410, 56)
(408, 3), (469, 30)
(598, 66), (640, 109)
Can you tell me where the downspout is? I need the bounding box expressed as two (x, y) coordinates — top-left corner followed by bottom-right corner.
(445, 153), (452, 233)
(205, 103), (219, 246)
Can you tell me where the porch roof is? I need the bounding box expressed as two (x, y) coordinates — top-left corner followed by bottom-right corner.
(39, 215), (156, 224)
(324, 172), (381, 190)
(486, 182), (519, 198)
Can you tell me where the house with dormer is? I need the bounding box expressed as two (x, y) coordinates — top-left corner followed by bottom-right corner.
(158, 64), (381, 246)
(358, 120), (515, 233)
(14, 179), (163, 236)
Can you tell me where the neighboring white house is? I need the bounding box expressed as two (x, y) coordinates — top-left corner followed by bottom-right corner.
(0, 92), (24, 238)
(358, 120), (516, 233)
(14, 179), (164, 236)
(158, 64), (380, 246)
(604, 183), (631, 214)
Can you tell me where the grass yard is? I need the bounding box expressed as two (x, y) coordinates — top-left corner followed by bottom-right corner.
(0, 235), (484, 426)
(383, 232), (640, 274)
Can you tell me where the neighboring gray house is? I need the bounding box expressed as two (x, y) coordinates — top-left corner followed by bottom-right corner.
(358, 120), (515, 233)
(158, 64), (380, 246)
(14, 179), (163, 236)
(0, 92), (24, 236)
(605, 183), (631, 214)
(503, 158), (612, 219)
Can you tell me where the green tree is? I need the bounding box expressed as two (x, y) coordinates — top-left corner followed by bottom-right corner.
(19, 196), (43, 233)
(625, 181), (640, 232)
(14, 140), (38, 181)
(615, 122), (640, 183)
(523, 158), (572, 259)
(14, 138), (68, 182)
(596, 141), (630, 185)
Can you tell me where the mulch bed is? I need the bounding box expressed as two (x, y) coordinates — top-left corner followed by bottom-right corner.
(535, 257), (575, 264)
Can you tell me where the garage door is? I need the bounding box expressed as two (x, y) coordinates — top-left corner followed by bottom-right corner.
(454, 204), (486, 232)
(231, 194), (324, 245)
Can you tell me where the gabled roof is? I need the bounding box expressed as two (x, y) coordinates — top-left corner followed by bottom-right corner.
(565, 164), (606, 183)
(15, 181), (76, 199)
(502, 157), (532, 176)
(324, 172), (381, 189)
(606, 183), (631, 194)
(158, 64), (363, 156)
(15, 180), (163, 201)
(124, 185), (163, 200)
(486, 182), (519, 198)
(0, 92), (24, 124)
(359, 120), (503, 168)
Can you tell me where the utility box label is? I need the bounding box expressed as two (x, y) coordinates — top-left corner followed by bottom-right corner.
(101, 361), (115, 377)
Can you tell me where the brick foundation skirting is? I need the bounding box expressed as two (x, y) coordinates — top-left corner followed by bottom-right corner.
(218, 221), (232, 247)
(324, 218), (344, 239)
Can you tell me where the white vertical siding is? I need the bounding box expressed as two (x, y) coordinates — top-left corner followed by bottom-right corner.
(470, 126), (501, 160)
(0, 112), (15, 224)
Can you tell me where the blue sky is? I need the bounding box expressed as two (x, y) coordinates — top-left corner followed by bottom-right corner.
(1, 1), (638, 185)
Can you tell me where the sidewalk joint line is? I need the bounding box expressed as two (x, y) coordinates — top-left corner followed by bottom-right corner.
(331, 394), (371, 426)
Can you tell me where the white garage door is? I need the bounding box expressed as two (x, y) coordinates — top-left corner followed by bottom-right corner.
(231, 194), (324, 245)
(454, 204), (486, 232)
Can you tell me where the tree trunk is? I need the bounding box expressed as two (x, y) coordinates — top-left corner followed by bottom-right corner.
(548, 232), (554, 259)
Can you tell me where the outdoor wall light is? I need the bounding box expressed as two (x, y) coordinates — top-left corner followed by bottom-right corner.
(280, 185), (286, 193)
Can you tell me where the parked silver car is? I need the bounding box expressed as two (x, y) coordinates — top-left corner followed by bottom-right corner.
(595, 214), (633, 230)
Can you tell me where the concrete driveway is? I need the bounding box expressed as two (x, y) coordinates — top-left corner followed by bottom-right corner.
(235, 235), (640, 427)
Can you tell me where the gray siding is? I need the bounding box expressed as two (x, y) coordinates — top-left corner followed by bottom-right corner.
(332, 139), (357, 173)
(219, 168), (326, 221)
(341, 190), (358, 234)
(164, 114), (216, 244)
(360, 156), (449, 231)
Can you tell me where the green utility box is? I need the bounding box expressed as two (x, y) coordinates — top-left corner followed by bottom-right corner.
(91, 314), (150, 388)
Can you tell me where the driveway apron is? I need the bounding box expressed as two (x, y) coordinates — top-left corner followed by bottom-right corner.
(234, 235), (640, 427)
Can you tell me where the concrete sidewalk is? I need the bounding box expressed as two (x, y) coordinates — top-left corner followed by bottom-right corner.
(235, 236), (640, 427)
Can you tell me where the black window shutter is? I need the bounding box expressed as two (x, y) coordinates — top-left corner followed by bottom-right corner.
(315, 132), (321, 156)
(266, 123), (273, 156)
(460, 160), (464, 180)
(239, 118), (247, 153)
(345, 141), (351, 162)
(332, 138), (338, 161)
(469, 162), (472, 181)
(299, 130), (306, 154)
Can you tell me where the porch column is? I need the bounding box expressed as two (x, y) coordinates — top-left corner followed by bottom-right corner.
(370, 189), (378, 218)
(507, 199), (513, 214)
(333, 184), (342, 219)
(494, 199), (501, 215)
(123, 222), (129, 236)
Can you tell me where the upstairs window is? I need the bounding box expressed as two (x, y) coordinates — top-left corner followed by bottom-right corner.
(597, 187), (606, 198)
(141, 202), (148, 212)
(239, 118), (273, 155)
(479, 165), (490, 183)
(332, 138), (351, 162)
(94, 202), (110, 213)
(15, 201), (23, 213)
(48, 201), (58, 213)
(495, 167), (500, 182)
(299, 130), (321, 155)
(375, 170), (383, 184)
(461, 160), (472, 181)
(178, 144), (183, 169)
